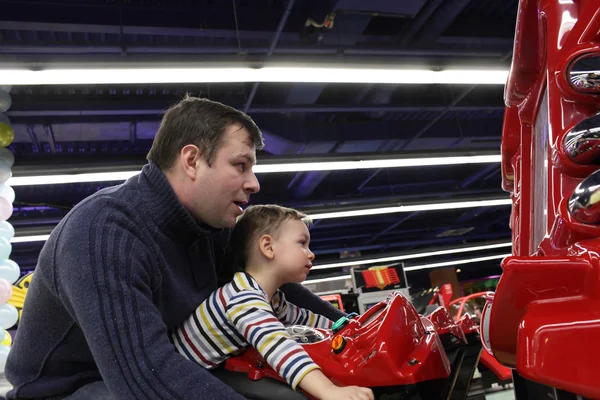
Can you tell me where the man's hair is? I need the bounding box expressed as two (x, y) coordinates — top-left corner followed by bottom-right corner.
(147, 96), (264, 170)
(230, 204), (312, 270)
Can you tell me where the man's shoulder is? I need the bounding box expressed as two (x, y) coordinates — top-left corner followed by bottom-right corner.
(54, 181), (149, 245)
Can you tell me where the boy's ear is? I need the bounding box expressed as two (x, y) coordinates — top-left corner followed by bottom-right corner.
(258, 234), (275, 260)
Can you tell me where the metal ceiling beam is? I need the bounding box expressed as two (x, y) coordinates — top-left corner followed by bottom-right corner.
(414, 0), (474, 45)
(0, 42), (507, 57)
(243, 0), (296, 113)
(6, 105), (505, 118)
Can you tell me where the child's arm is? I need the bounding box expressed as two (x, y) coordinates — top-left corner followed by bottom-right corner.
(298, 369), (374, 400)
(226, 290), (373, 400)
(272, 291), (333, 329)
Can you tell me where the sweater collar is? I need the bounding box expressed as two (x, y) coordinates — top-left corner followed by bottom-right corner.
(137, 162), (221, 241)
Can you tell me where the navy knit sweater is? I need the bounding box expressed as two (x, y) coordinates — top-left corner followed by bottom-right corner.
(5, 163), (344, 399)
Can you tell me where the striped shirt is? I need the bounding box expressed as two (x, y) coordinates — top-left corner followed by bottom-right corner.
(172, 272), (333, 389)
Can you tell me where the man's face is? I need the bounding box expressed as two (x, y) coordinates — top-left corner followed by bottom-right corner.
(191, 124), (260, 228)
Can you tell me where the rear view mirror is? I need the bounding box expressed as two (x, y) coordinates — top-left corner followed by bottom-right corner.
(568, 53), (600, 93)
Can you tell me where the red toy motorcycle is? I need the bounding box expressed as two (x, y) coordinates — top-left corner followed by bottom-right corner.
(213, 292), (480, 400)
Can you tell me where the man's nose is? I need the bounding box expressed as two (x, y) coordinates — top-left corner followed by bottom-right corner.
(245, 172), (260, 194)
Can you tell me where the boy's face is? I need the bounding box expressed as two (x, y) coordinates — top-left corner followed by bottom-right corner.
(271, 219), (315, 283)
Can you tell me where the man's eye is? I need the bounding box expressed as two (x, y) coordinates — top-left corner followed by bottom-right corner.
(237, 163), (245, 171)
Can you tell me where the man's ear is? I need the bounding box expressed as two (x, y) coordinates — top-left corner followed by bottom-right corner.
(258, 234), (275, 260)
(179, 144), (202, 179)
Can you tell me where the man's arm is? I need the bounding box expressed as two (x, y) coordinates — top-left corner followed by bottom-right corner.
(54, 211), (246, 400)
(272, 291), (333, 329)
(279, 283), (345, 321)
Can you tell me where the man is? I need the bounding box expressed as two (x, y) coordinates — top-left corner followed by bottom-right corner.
(5, 97), (344, 399)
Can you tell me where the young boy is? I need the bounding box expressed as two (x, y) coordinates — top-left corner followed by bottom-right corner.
(172, 205), (374, 400)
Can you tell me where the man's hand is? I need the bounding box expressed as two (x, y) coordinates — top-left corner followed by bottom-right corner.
(321, 386), (374, 400)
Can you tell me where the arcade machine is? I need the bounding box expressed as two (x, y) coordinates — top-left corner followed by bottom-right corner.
(481, 0), (600, 398)
(350, 263), (410, 313)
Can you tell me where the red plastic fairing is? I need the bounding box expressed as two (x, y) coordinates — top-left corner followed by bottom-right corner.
(492, 0), (600, 397)
(427, 307), (467, 345)
(225, 292), (450, 389)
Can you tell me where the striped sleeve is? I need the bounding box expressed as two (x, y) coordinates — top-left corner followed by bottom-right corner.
(226, 289), (320, 389)
(273, 291), (333, 330)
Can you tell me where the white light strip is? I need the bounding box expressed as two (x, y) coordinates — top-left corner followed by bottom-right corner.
(311, 242), (512, 270)
(10, 234), (50, 243)
(302, 253), (510, 286)
(5, 154), (502, 186)
(253, 155), (501, 173)
(308, 198), (511, 220)
(0, 67), (509, 85)
(404, 253), (510, 272)
(7, 171), (141, 186)
(302, 275), (351, 285)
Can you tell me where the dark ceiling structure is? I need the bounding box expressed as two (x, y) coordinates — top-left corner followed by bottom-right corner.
(0, 0), (518, 288)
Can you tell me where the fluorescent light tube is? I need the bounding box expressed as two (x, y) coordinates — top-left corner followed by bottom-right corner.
(0, 67), (508, 85)
(311, 242), (512, 270)
(10, 234), (50, 243)
(302, 275), (352, 285)
(253, 154), (502, 173)
(6, 154), (501, 187)
(404, 253), (510, 271)
(308, 198), (511, 220)
(7, 171), (141, 186)
(302, 253), (510, 285)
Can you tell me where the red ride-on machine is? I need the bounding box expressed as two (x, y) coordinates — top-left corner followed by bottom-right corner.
(481, 0), (600, 398)
(213, 292), (482, 400)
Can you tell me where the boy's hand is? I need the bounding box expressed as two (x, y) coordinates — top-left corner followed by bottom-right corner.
(321, 385), (374, 400)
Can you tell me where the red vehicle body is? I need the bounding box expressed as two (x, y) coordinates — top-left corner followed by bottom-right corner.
(219, 292), (476, 399)
(484, 0), (600, 398)
(449, 293), (512, 383)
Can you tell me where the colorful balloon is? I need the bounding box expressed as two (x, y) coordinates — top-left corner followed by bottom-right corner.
(0, 148), (14, 167)
(0, 123), (14, 148)
(0, 185), (14, 204)
(0, 197), (12, 222)
(0, 113), (9, 126)
(0, 344), (9, 373)
(0, 304), (18, 330)
(0, 279), (12, 304)
(0, 91), (10, 113)
(0, 260), (19, 284)
(0, 238), (11, 260)
(0, 162), (10, 184)
(0, 86), (10, 94)
(0, 221), (14, 241)
(0, 330), (11, 347)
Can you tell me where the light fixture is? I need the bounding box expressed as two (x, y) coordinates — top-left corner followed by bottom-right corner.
(6, 154), (501, 187)
(253, 155), (501, 173)
(0, 67), (508, 86)
(10, 234), (50, 243)
(7, 154), (501, 186)
(7, 171), (141, 186)
(302, 253), (510, 285)
(308, 198), (511, 220)
(302, 275), (351, 285)
(310, 241), (512, 270)
(403, 253), (510, 272)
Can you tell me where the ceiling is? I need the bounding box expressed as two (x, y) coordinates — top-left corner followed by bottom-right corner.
(0, 0), (518, 288)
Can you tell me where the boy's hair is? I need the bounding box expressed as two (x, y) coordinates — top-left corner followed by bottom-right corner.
(147, 95), (264, 170)
(230, 204), (312, 270)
